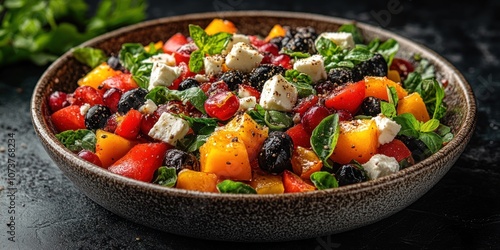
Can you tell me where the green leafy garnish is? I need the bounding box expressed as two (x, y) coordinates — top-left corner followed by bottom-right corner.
(264, 110), (294, 131)
(180, 115), (218, 135)
(374, 38), (399, 66)
(177, 134), (210, 153)
(146, 86), (208, 114)
(403, 74), (447, 120)
(337, 23), (364, 44)
(153, 167), (177, 187)
(119, 42), (162, 88)
(72, 47), (108, 68)
(393, 113), (445, 154)
(188, 24), (232, 73)
(380, 86), (399, 118)
(0, 0), (146, 66)
(316, 36), (379, 72)
(310, 114), (340, 169)
(216, 180), (257, 194)
(55, 129), (96, 153)
(310, 171), (339, 190)
(281, 49), (311, 59)
(284, 69), (316, 97)
(246, 104), (266, 125)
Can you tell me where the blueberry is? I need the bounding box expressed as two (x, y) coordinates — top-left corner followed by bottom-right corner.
(85, 105), (111, 130)
(107, 56), (123, 71)
(258, 131), (294, 174)
(178, 78), (200, 91)
(117, 88), (148, 114)
(249, 64), (286, 91)
(335, 164), (367, 186)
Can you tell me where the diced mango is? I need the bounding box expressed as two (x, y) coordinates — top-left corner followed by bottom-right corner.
(77, 63), (121, 89)
(265, 24), (286, 42)
(95, 130), (135, 168)
(291, 146), (323, 180)
(330, 119), (379, 164)
(199, 130), (252, 181)
(249, 171), (284, 194)
(224, 113), (269, 161)
(387, 70), (401, 83)
(397, 92), (430, 122)
(204, 18), (237, 35)
(364, 76), (408, 101)
(176, 169), (218, 193)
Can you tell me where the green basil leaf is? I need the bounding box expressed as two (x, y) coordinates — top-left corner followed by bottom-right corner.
(420, 119), (440, 133)
(435, 124), (451, 137)
(310, 171), (338, 190)
(285, 69), (313, 85)
(310, 114), (340, 169)
(73, 47), (107, 68)
(153, 167), (177, 187)
(441, 132), (454, 143)
(217, 180), (257, 194)
(145, 85), (168, 104)
(414, 58), (435, 79)
(432, 79), (446, 120)
(418, 132), (443, 153)
(264, 110), (293, 131)
(393, 113), (420, 138)
(180, 115), (218, 135)
(387, 86), (399, 106)
(188, 49), (204, 73)
(206, 32), (232, 55)
(55, 129), (96, 153)
(403, 72), (423, 93)
(343, 47), (373, 63)
(146, 86), (208, 114)
(188, 24), (207, 50)
(291, 82), (316, 98)
(337, 23), (364, 44)
(281, 49), (311, 59)
(246, 104), (266, 125)
(366, 38), (381, 52)
(380, 101), (396, 118)
(177, 134), (210, 153)
(376, 38), (399, 66)
(315, 36), (339, 58)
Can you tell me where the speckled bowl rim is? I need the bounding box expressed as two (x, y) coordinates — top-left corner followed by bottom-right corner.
(31, 11), (476, 203)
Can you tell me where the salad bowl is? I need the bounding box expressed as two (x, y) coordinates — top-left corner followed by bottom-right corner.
(31, 11), (476, 242)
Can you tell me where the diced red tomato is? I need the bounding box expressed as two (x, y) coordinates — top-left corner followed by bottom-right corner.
(171, 62), (196, 90)
(50, 105), (86, 132)
(282, 170), (316, 193)
(108, 142), (170, 182)
(204, 91), (239, 121)
(70, 86), (104, 106)
(238, 84), (261, 101)
(140, 112), (160, 136)
(293, 95), (319, 117)
(286, 124), (311, 149)
(200, 81), (229, 96)
(100, 73), (138, 93)
(163, 33), (189, 54)
(324, 80), (365, 115)
(115, 109), (142, 140)
(271, 54), (292, 69)
(173, 51), (191, 65)
(378, 139), (414, 163)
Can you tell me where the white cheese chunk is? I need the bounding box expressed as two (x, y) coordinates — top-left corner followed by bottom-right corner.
(259, 74), (298, 112)
(225, 42), (263, 73)
(138, 99), (158, 115)
(316, 32), (355, 49)
(148, 62), (181, 91)
(362, 154), (400, 180)
(80, 103), (91, 116)
(237, 84), (253, 98)
(372, 114), (401, 145)
(141, 53), (176, 66)
(148, 112), (189, 146)
(238, 96), (257, 111)
(293, 54), (327, 82)
(194, 74), (210, 82)
(203, 54), (225, 76)
(223, 34), (251, 54)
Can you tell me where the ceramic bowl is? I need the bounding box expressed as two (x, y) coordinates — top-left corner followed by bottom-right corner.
(31, 11), (476, 242)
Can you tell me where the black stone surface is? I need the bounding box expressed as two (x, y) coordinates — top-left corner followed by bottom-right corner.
(1, 0), (499, 249)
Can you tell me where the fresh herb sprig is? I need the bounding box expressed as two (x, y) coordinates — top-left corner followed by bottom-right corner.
(188, 24), (232, 73)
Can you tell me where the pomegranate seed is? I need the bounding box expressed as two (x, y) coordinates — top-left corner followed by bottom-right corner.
(103, 113), (119, 133)
(103, 88), (122, 113)
(48, 91), (69, 112)
(301, 106), (332, 134)
(259, 43), (280, 56)
(335, 109), (353, 121)
(272, 54), (292, 69)
(78, 149), (103, 167)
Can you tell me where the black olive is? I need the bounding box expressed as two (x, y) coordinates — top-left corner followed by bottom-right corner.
(117, 88), (148, 114)
(258, 131), (293, 174)
(335, 163), (367, 186)
(107, 56), (123, 71)
(164, 149), (200, 173)
(219, 70), (245, 91)
(178, 78), (200, 91)
(248, 64), (286, 91)
(360, 97), (382, 116)
(327, 68), (354, 85)
(353, 53), (388, 79)
(396, 135), (431, 162)
(85, 105), (111, 130)
(281, 26), (318, 54)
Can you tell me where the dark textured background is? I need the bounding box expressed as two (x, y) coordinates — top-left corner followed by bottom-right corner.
(1, 0), (499, 249)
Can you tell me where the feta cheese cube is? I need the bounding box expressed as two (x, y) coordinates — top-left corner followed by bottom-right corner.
(203, 54), (225, 76)
(259, 74), (298, 112)
(238, 96), (257, 111)
(316, 32), (355, 49)
(148, 62), (181, 91)
(225, 42), (263, 73)
(194, 74), (210, 82)
(138, 99), (158, 115)
(372, 114), (401, 145)
(80, 103), (91, 116)
(293, 54), (327, 82)
(362, 154), (400, 180)
(148, 112), (189, 146)
(141, 53), (176, 66)
(223, 34), (251, 54)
